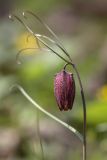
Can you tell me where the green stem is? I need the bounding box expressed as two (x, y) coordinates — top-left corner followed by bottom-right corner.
(71, 63), (86, 160)
(64, 62), (87, 160)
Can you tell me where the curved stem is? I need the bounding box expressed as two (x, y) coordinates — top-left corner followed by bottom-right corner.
(71, 63), (86, 160)
(63, 62), (87, 160)
(10, 84), (83, 143)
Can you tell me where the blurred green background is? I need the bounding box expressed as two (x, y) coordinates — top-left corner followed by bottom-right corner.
(0, 0), (107, 159)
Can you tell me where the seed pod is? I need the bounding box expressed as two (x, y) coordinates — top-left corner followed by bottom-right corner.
(54, 70), (75, 111)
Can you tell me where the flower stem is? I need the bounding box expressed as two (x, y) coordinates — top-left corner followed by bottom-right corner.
(71, 63), (87, 160)
(63, 62), (87, 160)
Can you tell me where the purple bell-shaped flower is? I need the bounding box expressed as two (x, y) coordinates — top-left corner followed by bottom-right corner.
(54, 69), (75, 111)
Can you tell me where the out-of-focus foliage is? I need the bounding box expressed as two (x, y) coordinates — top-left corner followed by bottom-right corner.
(0, 0), (107, 159)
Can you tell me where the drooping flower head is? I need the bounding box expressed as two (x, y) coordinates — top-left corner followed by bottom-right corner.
(54, 69), (75, 111)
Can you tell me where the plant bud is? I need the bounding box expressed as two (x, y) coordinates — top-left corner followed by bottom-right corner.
(54, 70), (75, 111)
